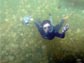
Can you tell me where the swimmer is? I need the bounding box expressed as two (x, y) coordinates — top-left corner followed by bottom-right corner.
(35, 14), (70, 40)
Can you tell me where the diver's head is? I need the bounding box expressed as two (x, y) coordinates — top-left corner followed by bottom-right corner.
(42, 20), (52, 33)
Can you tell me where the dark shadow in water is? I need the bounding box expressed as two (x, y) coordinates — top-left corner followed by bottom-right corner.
(48, 53), (84, 63)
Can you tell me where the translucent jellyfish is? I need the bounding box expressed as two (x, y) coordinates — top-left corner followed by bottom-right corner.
(22, 16), (33, 26)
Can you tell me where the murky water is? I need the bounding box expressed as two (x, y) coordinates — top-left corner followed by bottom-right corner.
(0, 0), (84, 63)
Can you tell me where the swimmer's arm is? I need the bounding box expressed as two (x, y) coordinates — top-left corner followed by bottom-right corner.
(35, 21), (42, 29)
(55, 32), (65, 38)
(35, 20), (44, 35)
(35, 21), (48, 39)
(49, 14), (53, 24)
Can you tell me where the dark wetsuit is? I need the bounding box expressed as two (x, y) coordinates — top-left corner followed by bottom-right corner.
(35, 18), (66, 40)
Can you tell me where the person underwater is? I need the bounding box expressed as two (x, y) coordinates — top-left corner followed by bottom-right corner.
(35, 14), (70, 40)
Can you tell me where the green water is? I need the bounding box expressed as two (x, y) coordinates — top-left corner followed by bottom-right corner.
(0, 0), (84, 63)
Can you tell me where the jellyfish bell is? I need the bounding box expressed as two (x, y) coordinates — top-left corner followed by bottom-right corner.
(22, 16), (33, 25)
(29, 17), (34, 22)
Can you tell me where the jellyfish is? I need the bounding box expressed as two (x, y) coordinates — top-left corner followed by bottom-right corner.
(22, 16), (33, 26)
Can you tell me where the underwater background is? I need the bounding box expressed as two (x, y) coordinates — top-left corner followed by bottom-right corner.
(0, 0), (84, 63)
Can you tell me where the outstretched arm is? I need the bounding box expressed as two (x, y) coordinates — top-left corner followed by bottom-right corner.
(55, 14), (72, 38)
(35, 20), (42, 30)
(49, 14), (53, 25)
(55, 32), (65, 38)
(54, 18), (64, 33)
(35, 20), (47, 38)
